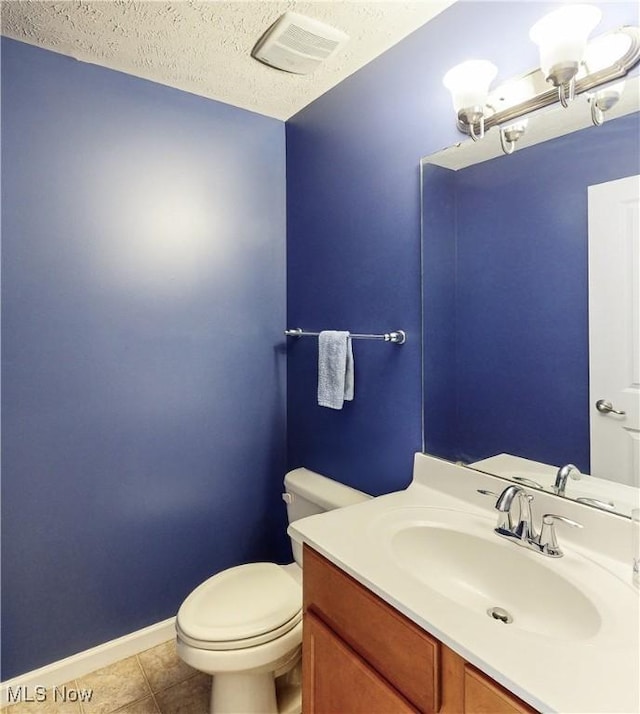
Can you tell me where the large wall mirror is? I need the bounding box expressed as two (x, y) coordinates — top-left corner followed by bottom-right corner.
(421, 80), (639, 517)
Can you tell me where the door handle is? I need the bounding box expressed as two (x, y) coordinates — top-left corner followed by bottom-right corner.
(595, 399), (626, 416)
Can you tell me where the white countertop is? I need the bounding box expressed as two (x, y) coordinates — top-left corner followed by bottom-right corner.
(289, 454), (640, 714)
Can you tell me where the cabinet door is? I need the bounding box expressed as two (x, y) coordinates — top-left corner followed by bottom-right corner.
(464, 665), (537, 714)
(303, 610), (417, 714)
(303, 546), (440, 712)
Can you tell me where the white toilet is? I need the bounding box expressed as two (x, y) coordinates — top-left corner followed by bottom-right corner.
(175, 468), (370, 714)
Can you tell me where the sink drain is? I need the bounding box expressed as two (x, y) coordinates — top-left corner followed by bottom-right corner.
(487, 607), (513, 624)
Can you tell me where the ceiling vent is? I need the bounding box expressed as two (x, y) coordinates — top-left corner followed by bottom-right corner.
(252, 11), (349, 75)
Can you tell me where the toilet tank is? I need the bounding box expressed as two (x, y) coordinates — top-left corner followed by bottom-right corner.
(283, 468), (370, 566)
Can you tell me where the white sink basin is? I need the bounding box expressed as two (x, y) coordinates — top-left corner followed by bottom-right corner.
(373, 507), (629, 643)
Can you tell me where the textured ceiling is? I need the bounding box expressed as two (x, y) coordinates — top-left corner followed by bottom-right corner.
(1, 1), (455, 120)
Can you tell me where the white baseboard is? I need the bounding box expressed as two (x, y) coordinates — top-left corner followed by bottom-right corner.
(1, 617), (175, 706)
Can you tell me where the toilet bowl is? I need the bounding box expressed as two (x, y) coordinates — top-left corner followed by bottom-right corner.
(176, 468), (370, 714)
(177, 562), (302, 714)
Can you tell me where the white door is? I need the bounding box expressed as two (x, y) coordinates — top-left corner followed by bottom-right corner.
(588, 174), (640, 487)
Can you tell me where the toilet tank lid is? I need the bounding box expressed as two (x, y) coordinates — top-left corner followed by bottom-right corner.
(284, 468), (370, 511)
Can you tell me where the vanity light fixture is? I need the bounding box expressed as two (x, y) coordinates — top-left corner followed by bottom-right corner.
(442, 5), (640, 153)
(529, 4), (602, 107)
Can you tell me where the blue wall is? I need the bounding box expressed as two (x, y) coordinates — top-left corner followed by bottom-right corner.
(285, 1), (639, 495)
(3, 0), (639, 681)
(1, 38), (288, 678)
(423, 113), (640, 470)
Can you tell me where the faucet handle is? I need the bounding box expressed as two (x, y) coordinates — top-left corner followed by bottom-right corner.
(576, 496), (616, 511)
(476, 489), (498, 498)
(542, 514), (582, 528)
(538, 514), (583, 557)
(512, 475), (544, 489)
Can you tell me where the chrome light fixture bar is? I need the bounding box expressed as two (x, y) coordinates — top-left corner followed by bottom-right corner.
(474, 27), (640, 135)
(444, 19), (640, 153)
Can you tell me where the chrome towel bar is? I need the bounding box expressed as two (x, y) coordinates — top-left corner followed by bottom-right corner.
(284, 328), (406, 345)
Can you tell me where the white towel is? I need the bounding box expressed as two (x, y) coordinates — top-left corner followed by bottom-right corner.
(317, 331), (354, 410)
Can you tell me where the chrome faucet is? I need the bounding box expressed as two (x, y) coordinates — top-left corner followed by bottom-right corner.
(479, 485), (582, 557)
(494, 484), (536, 543)
(553, 463), (581, 496)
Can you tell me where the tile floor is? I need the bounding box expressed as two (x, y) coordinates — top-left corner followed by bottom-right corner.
(2, 640), (210, 714)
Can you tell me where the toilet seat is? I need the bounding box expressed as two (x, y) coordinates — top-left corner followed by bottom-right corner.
(176, 562), (302, 651)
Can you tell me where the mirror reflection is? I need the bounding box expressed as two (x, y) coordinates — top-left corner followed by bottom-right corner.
(421, 87), (639, 517)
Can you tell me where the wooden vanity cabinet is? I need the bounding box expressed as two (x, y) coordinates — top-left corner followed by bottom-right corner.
(303, 545), (537, 714)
